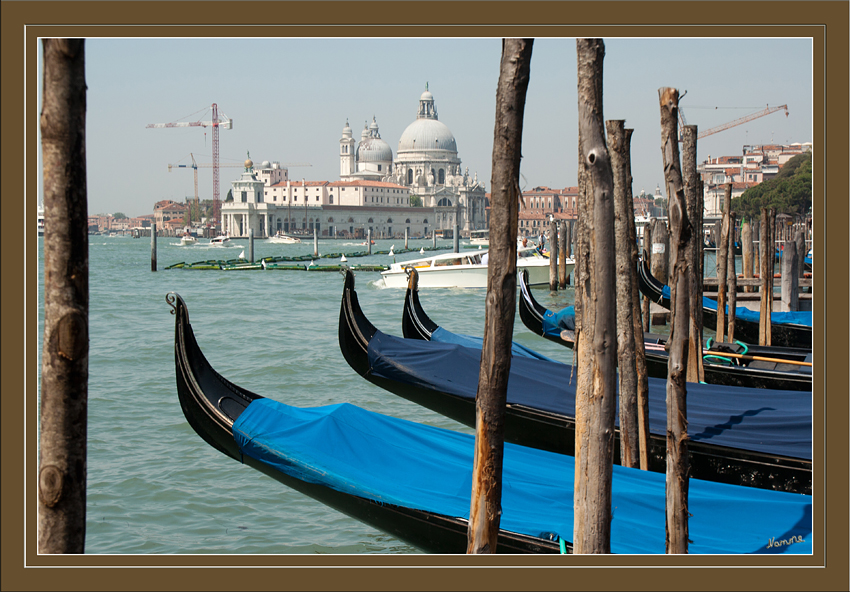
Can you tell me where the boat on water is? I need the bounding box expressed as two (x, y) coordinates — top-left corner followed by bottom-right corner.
(467, 229), (489, 246)
(169, 290), (811, 554)
(339, 269), (812, 494)
(209, 235), (230, 245)
(180, 233), (198, 246)
(638, 254), (812, 349)
(269, 232), (302, 244)
(37, 204), (45, 236)
(515, 270), (812, 391)
(380, 244), (570, 289)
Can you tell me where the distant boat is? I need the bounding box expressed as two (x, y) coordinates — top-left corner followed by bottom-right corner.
(380, 244), (568, 289)
(269, 232), (301, 244)
(180, 233), (198, 246)
(210, 235), (230, 245)
(37, 204), (45, 236)
(467, 229), (489, 246)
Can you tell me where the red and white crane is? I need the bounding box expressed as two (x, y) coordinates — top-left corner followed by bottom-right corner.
(147, 104), (232, 227)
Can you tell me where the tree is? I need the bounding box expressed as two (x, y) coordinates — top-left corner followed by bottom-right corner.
(409, 194), (423, 207)
(112, 212), (126, 219)
(732, 151), (812, 220)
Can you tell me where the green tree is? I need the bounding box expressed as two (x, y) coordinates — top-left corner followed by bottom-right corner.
(409, 194), (423, 207)
(112, 212), (126, 219)
(732, 151), (811, 221)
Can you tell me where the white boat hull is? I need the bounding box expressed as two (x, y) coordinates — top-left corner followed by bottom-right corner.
(380, 249), (573, 289)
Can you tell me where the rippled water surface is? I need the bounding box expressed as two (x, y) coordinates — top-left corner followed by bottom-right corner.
(36, 235), (580, 555)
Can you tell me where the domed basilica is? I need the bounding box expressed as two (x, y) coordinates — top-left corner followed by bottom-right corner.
(340, 85), (488, 233)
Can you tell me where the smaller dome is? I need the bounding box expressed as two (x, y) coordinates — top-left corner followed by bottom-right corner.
(261, 160), (270, 168)
(420, 90), (434, 101)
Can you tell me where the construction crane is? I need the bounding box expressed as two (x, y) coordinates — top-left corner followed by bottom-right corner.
(678, 100), (789, 142)
(148, 104), (232, 227)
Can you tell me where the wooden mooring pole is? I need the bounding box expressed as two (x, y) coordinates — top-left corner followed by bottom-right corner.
(726, 212), (737, 341)
(558, 221), (568, 288)
(549, 217), (559, 291)
(781, 239), (800, 312)
(758, 208), (775, 345)
(659, 86), (691, 555)
(466, 37), (533, 555)
(150, 222), (157, 272)
(715, 184), (732, 342)
(682, 125), (704, 383)
(39, 38), (88, 554)
(573, 38), (617, 554)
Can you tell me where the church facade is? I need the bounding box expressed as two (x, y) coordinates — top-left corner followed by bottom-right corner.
(220, 86), (488, 239)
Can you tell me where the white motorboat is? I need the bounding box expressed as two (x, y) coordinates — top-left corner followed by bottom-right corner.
(180, 233), (198, 246)
(210, 235), (230, 245)
(467, 229), (489, 247)
(37, 204), (45, 236)
(380, 245), (572, 289)
(268, 233), (302, 244)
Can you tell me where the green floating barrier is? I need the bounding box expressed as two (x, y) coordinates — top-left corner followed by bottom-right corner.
(264, 264), (306, 271)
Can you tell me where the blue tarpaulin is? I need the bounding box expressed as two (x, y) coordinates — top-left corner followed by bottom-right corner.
(366, 331), (812, 461)
(660, 285), (812, 327)
(232, 397), (812, 554)
(430, 326), (557, 362)
(540, 305), (576, 338)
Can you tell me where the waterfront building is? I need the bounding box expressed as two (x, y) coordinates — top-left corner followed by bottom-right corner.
(220, 85), (487, 239)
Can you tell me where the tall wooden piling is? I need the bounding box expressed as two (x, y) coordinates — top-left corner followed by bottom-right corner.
(549, 218), (559, 291)
(726, 212), (737, 341)
(367, 228), (372, 255)
(758, 208), (775, 345)
(573, 38), (617, 555)
(313, 227), (318, 258)
(715, 184), (732, 342)
(150, 223), (157, 272)
(453, 223), (460, 253)
(248, 228), (254, 262)
(39, 38), (89, 554)
(404, 227), (409, 250)
(432, 229), (437, 249)
(781, 240), (800, 312)
(467, 37), (533, 555)
(682, 125), (704, 383)
(650, 219), (669, 285)
(558, 221), (568, 288)
(608, 119), (639, 468)
(742, 221), (754, 292)
(795, 229), (806, 279)
(659, 86), (691, 555)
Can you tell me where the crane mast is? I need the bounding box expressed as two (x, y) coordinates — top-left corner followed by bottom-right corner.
(677, 103), (789, 142)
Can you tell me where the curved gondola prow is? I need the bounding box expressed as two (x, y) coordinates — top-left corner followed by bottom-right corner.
(338, 269), (379, 377)
(401, 268), (439, 341)
(168, 292), (260, 462)
(517, 269), (548, 339)
(637, 251), (668, 306)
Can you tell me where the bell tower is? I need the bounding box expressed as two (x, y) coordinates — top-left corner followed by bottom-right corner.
(339, 119), (355, 178)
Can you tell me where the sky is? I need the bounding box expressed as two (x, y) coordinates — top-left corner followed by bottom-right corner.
(36, 37), (813, 218)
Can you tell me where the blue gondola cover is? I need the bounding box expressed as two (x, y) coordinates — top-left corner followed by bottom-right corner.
(232, 398), (812, 554)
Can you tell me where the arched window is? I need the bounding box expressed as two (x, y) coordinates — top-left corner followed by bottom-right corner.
(387, 218), (393, 224)
(437, 198), (452, 207)
(407, 169), (413, 184)
(438, 169), (445, 184)
(423, 218), (428, 224)
(348, 217), (354, 223)
(405, 219), (410, 224)
(327, 217), (334, 223)
(368, 218), (374, 223)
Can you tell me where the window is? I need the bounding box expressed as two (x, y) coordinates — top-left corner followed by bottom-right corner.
(241, 191), (247, 203)
(330, 196), (334, 204)
(378, 165), (382, 171)
(438, 169), (445, 184)
(407, 169), (413, 184)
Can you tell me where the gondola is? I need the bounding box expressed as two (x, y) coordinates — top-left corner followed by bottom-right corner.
(170, 290), (812, 555)
(516, 270), (813, 391)
(340, 270), (812, 494)
(637, 255), (812, 349)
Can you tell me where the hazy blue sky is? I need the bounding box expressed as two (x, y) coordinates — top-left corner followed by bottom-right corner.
(36, 37), (813, 217)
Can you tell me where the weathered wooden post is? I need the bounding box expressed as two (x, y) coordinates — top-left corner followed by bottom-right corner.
(795, 229), (806, 279)
(453, 223), (460, 253)
(558, 220), (568, 288)
(467, 37), (533, 555)
(781, 239), (800, 312)
(248, 228), (254, 262)
(367, 228), (372, 255)
(608, 119), (639, 468)
(742, 221), (754, 293)
(432, 228), (437, 249)
(726, 212), (737, 341)
(715, 184), (732, 342)
(758, 208), (774, 345)
(752, 219), (760, 278)
(650, 219), (669, 285)
(549, 217), (559, 291)
(39, 38), (88, 554)
(573, 38), (617, 554)
(682, 125), (704, 383)
(659, 86), (691, 555)
(643, 218), (656, 332)
(150, 222), (157, 272)
(404, 227), (409, 250)
(313, 226), (318, 258)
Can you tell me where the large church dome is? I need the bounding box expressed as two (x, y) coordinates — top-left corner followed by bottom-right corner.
(357, 117), (393, 163)
(397, 118), (457, 153)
